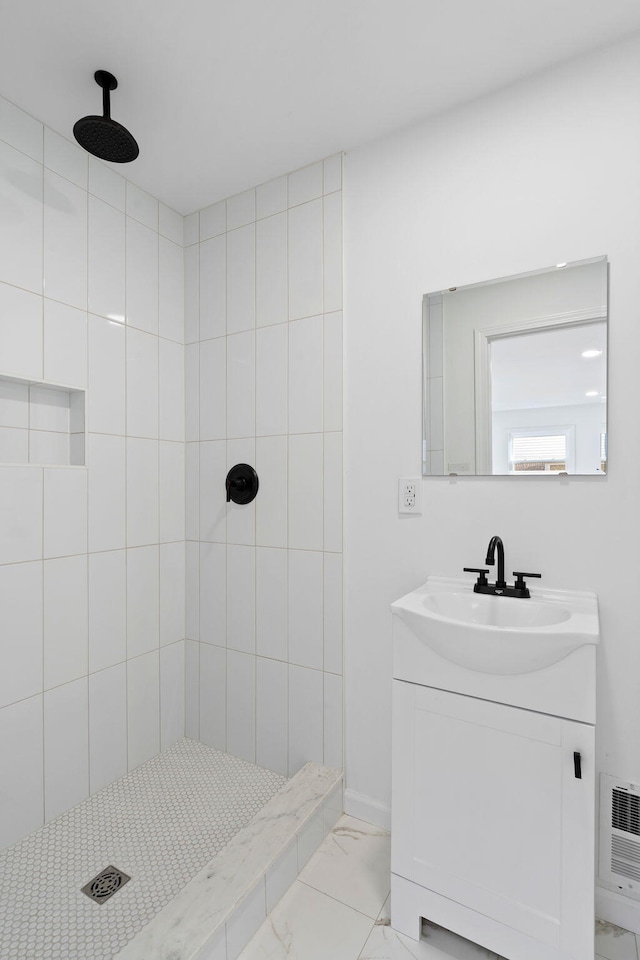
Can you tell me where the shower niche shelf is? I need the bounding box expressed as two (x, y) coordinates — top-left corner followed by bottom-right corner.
(0, 374), (85, 466)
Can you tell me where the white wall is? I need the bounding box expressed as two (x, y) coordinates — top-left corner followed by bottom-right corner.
(344, 29), (640, 885)
(182, 157), (344, 778)
(0, 96), (186, 850)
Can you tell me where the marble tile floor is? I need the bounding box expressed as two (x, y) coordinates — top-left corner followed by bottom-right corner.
(237, 813), (639, 960)
(0, 739), (286, 960)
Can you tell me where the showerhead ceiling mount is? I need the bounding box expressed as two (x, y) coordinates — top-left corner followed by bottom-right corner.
(73, 70), (139, 163)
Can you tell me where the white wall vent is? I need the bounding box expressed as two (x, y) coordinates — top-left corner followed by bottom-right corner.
(600, 774), (640, 900)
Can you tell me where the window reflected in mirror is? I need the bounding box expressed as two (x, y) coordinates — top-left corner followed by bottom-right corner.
(422, 257), (608, 477)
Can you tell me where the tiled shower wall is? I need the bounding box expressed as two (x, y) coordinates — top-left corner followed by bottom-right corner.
(0, 95), (186, 850)
(183, 156), (344, 777)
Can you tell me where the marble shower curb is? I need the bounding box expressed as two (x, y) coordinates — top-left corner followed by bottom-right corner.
(116, 762), (343, 960)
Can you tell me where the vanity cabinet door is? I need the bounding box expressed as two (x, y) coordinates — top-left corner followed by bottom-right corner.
(392, 680), (594, 959)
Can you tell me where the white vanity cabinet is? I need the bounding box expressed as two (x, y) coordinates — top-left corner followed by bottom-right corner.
(390, 578), (599, 960)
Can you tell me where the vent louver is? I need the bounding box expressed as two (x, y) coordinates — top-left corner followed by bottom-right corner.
(600, 775), (640, 901)
(612, 788), (640, 836)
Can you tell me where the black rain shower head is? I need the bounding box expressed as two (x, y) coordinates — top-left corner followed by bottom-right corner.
(73, 70), (139, 163)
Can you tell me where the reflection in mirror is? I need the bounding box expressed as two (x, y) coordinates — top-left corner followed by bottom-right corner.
(422, 257), (608, 477)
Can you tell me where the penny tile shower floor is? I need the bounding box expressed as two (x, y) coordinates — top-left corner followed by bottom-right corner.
(0, 739), (286, 960)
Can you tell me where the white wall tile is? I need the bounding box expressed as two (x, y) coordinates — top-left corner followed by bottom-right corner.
(256, 546), (287, 662)
(185, 342), (200, 441)
(200, 200), (226, 240)
(185, 637), (200, 738)
(0, 282), (43, 380)
(226, 437), (255, 546)
(0, 561), (42, 709)
(323, 552), (343, 675)
(29, 430), (68, 465)
(227, 189), (255, 230)
(88, 550), (126, 674)
(88, 314), (125, 434)
(199, 440), (226, 543)
(323, 672), (343, 768)
(127, 545), (159, 659)
(256, 656), (288, 776)
(29, 386), (69, 431)
(200, 234), (226, 340)
(159, 237), (184, 342)
(89, 663), (127, 793)
(288, 664), (323, 775)
(256, 323), (287, 436)
(159, 204), (183, 245)
(126, 182), (158, 229)
(289, 162), (323, 206)
(184, 244), (200, 343)
(43, 554), (88, 689)
(186, 542), (200, 641)
(227, 649), (255, 763)
(88, 196), (125, 321)
(288, 549), (323, 670)
(88, 433), (125, 552)
(0, 142), (43, 294)
(256, 175), (287, 219)
(227, 223), (255, 333)
(44, 466), (87, 558)
(44, 300), (87, 387)
(324, 432), (342, 552)
(226, 882), (266, 960)
(44, 170), (87, 310)
(227, 544), (255, 654)
(256, 213), (287, 327)
(127, 650), (160, 770)
(159, 338), (185, 441)
(183, 211), (199, 246)
(288, 433), (323, 550)
(126, 438), (159, 547)
(0, 466), (42, 563)
(227, 331), (255, 438)
(256, 435), (287, 548)
(0, 379), (28, 428)
(126, 327), (159, 439)
(0, 426), (27, 462)
(199, 642), (225, 750)
(199, 541), (226, 646)
(186, 441), (200, 540)
(160, 640), (185, 748)
(323, 154), (342, 194)
(0, 695), (43, 849)
(198, 929), (226, 960)
(44, 678), (89, 821)
(199, 337), (226, 440)
(288, 199), (323, 320)
(160, 541), (185, 646)
(289, 314), (323, 434)
(126, 217), (159, 334)
(44, 127), (87, 188)
(88, 157), (125, 210)
(323, 191), (343, 314)
(159, 440), (185, 543)
(0, 96), (43, 160)
(323, 311), (343, 432)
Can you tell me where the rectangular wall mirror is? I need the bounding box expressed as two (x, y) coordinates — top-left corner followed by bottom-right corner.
(422, 256), (608, 477)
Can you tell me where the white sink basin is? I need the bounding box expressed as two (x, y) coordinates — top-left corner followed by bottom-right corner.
(391, 577), (599, 675)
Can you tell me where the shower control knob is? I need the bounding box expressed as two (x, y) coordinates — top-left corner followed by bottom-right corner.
(225, 464), (259, 504)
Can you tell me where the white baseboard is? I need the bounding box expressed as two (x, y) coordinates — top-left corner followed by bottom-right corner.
(596, 884), (640, 934)
(344, 788), (391, 830)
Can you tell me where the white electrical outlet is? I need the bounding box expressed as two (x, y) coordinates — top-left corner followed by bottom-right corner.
(398, 477), (422, 514)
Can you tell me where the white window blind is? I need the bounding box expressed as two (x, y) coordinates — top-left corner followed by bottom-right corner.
(600, 433), (607, 461)
(511, 434), (567, 462)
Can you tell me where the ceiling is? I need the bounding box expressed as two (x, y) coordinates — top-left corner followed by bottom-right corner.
(1, 1), (640, 214)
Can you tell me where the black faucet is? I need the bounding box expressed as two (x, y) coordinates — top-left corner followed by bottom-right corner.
(464, 535), (542, 598)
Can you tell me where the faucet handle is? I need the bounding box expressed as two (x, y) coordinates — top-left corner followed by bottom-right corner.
(512, 571), (542, 590)
(463, 567), (489, 586)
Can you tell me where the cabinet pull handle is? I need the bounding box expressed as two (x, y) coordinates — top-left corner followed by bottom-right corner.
(574, 751), (582, 779)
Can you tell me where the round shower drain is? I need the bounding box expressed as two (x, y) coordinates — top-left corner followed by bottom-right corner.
(81, 866), (131, 904)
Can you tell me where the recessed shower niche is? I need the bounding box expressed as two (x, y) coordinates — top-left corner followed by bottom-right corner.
(0, 375), (85, 466)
